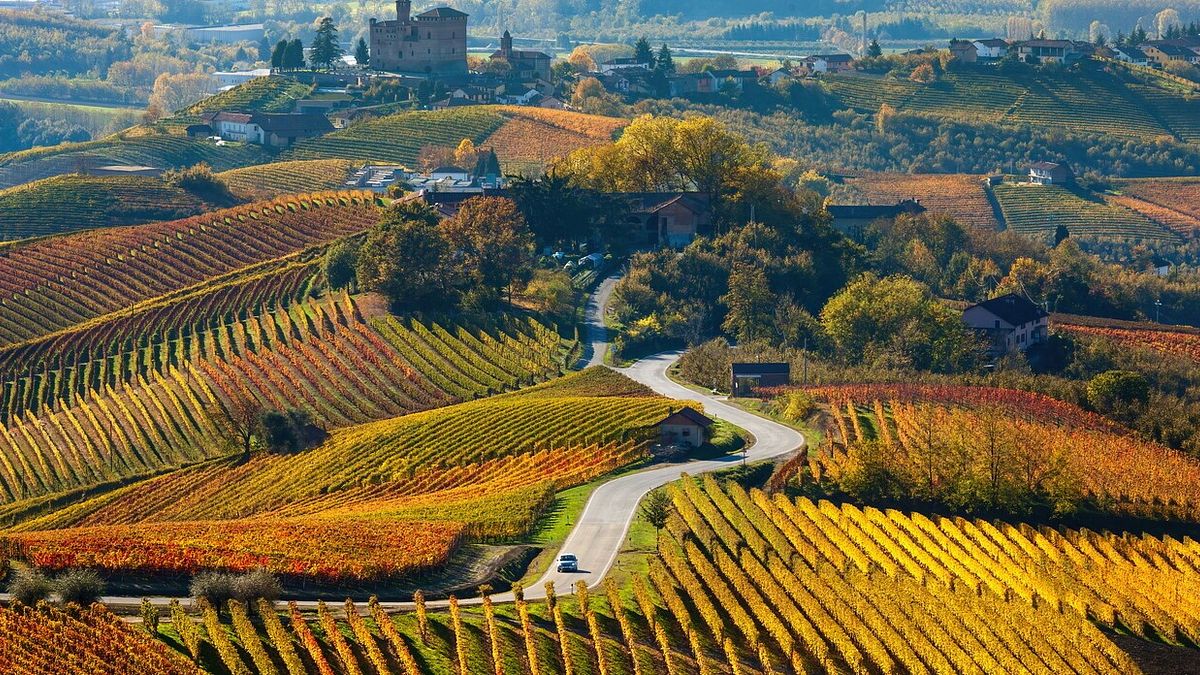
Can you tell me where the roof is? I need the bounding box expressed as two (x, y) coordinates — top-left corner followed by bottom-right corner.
(1148, 44), (1198, 57)
(975, 38), (1009, 47)
(416, 6), (467, 18)
(1028, 161), (1063, 170)
(731, 362), (790, 377)
(709, 69), (758, 78)
(808, 53), (854, 62)
(659, 406), (714, 428)
(251, 113), (333, 134)
(965, 293), (1048, 326)
(1117, 46), (1149, 59)
(626, 192), (712, 214)
(828, 199), (926, 219)
(1020, 39), (1075, 48)
(431, 165), (469, 174)
(490, 49), (551, 60)
(203, 111), (254, 124)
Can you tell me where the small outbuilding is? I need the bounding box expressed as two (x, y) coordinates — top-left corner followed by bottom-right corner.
(657, 406), (714, 448)
(731, 362), (791, 396)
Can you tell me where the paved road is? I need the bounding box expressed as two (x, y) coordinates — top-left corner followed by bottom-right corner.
(575, 272), (621, 369)
(37, 280), (805, 615)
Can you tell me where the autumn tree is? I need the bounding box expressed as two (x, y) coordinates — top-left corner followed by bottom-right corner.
(355, 201), (451, 311)
(223, 382), (265, 461)
(148, 72), (216, 114)
(722, 263), (775, 343)
(454, 138), (478, 168)
(441, 196), (535, 306)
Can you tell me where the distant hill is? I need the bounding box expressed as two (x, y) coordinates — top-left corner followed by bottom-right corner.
(0, 173), (232, 241)
(822, 61), (1200, 144)
(0, 10), (128, 79)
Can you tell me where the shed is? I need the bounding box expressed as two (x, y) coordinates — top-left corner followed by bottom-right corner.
(657, 406), (714, 448)
(731, 362), (790, 396)
(186, 123), (213, 138)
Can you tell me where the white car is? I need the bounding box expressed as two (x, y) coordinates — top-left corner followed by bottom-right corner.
(556, 553), (579, 573)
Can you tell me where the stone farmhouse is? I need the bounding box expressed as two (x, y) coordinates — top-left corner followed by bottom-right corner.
(962, 293), (1049, 356)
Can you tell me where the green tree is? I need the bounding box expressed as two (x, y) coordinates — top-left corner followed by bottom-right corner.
(323, 239), (360, 290)
(820, 273), (978, 373)
(354, 36), (369, 68)
(634, 36), (654, 66)
(355, 204), (450, 311)
(310, 17), (343, 71)
(441, 196), (535, 305)
(270, 39), (287, 69)
(655, 44), (675, 75)
(866, 39), (883, 57)
(721, 263), (775, 343)
(1086, 370), (1150, 421)
(639, 489), (672, 546)
(284, 38), (305, 70)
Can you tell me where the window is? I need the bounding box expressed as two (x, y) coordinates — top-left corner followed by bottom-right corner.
(682, 429), (691, 437)
(994, 320), (1000, 329)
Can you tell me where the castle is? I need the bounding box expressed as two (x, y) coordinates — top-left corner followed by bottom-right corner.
(369, 0), (467, 75)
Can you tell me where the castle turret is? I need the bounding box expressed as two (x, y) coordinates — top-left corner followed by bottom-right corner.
(396, 0), (411, 23)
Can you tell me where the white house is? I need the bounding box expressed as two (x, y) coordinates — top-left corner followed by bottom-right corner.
(799, 53), (854, 75)
(1028, 161), (1074, 186)
(972, 38), (1008, 60)
(200, 111), (333, 147)
(962, 293), (1050, 355)
(1112, 46), (1150, 66)
(185, 23), (265, 44)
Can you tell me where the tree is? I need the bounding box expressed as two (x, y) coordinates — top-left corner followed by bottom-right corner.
(284, 38), (305, 70)
(270, 39), (287, 69)
(355, 203), (451, 311)
(866, 39), (883, 57)
(223, 383), (265, 460)
(1087, 370), (1150, 419)
(323, 239), (360, 290)
(655, 44), (675, 75)
(354, 36), (369, 68)
(7, 569), (52, 606)
(310, 17), (343, 71)
(1054, 223), (1070, 246)
(55, 569), (105, 606)
(454, 138), (478, 168)
(721, 264), (775, 343)
(633, 36), (654, 66)
(442, 196), (535, 305)
(639, 489), (672, 546)
(148, 72), (216, 114)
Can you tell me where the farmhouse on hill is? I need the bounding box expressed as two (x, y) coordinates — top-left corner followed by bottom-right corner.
(731, 362), (791, 397)
(657, 406), (714, 448)
(1028, 161), (1074, 186)
(199, 111), (333, 147)
(962, 293), (1049, 356)
(369, 0), (468, 74)
(624, 192), (713, 248)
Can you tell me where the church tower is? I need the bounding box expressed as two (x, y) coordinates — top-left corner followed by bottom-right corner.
(501, 29), (513, 58)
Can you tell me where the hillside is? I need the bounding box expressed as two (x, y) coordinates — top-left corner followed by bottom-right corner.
(992, 182), (1177, 242)
(218, 159), (355, 200)
(0, 174), (230, 240)
(1111, 177), (1200, 235)
(830, 172), (1001, 229)
(0, 10), (128, 79)
(822, 61), (1200, 143)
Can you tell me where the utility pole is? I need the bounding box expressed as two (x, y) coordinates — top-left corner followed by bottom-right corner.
(802, 336), (808, 386)
(1156, 299), (1162, 323)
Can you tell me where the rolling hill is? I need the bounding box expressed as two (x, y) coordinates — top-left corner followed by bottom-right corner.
(830, 173), (1001, 230)
(992, 182), (1178, 243)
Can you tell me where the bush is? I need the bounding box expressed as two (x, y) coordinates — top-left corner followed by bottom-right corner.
(190, 571), (236, 606)
(55, 569), (105, 606)
(7, 568), (52, 606)
(323, 239), (360, 290)
(231, 568), (281, 602)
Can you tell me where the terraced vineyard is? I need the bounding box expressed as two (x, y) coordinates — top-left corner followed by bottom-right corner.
(0, 191), (380, 347)
(1059, 322), (1200, 364)
(823, 65), (1199, 143)
(0, 174), (223, 240)
(487, 107), (628, 174)
(801, 384), (1200, 520)
(0, 293), (575, 511)
(992, 182), (1177, 242)
(831, 173), (1001, 229)
(1114, 177), (1200, 222)
(1106, 193), (1200, 236)
(177, 76), (313, 117)
(0, 134), (274, 190)
(283, 108), (509, 167)
(218, 159), (355, 200)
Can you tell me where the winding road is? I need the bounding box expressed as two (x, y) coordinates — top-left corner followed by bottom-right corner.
(41, 277), (804, 613)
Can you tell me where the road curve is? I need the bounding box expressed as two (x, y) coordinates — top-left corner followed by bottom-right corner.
(575, 272), (621, 369)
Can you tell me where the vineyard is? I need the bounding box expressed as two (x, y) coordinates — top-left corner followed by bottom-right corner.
(1114, 177), (1200, 223)
(487, 107), (628, 174)
(830, 173), (1000, 229)
(0, 174), (222, 240)
(218, 159), (356, 201)
(0, 190), (380, 347)
(0, 602), (198, 674)
(1059, 322), (1200, 364)
(822, 64), (1199, 143)
(177, 76), (314, 118)
(991, 182), (1177, 242)
(797, 385), (1200, 520)
(0, 292), (575, 512)
(1, 366), (667, 581)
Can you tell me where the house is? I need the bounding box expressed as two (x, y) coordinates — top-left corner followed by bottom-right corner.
(798, 53), (854, 75)
(369, 2), (468, 75)
(1015, 39), (1081, 64)
(827, 199), (926, 234)
(1112, 46), (1150, 66)
(765, 67), (794, 85)
(200, 111), (333, 147)
(1028, 161), (1073, 185)
(962, 293), (1049, 355)
(538, 96), (567, 109)
(214, 69), (272, 88)
(950, 39), (978, 63)
(184, 23), (264, 44)
(973, 38), (1009, 61)
(624, 192), (713, 248)
(657, 406), (714, 448)
(1141, 42), (1200, 67)
(709, 69), (759, 91)
(599, 57), (651, 74)
(731, 363), (790, 397)
(490, 30), (552, 81)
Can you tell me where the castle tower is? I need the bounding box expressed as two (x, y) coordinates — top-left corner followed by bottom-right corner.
(501, 29), (512, 58)
(396, 0), (411, 23)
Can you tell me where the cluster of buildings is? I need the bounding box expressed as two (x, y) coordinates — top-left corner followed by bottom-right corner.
(188, 111), (333, 148)
(949, 35), (1200, 68)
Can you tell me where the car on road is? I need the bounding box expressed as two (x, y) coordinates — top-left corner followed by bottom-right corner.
(556, 553), (579, 573)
